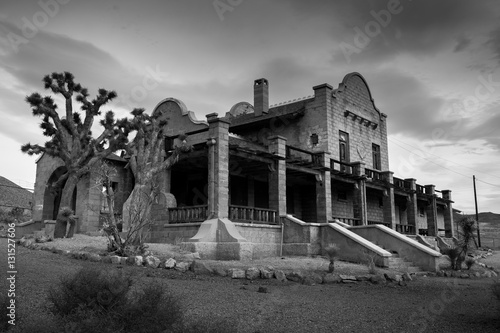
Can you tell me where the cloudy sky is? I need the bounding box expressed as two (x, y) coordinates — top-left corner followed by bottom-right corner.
(0, 0), (499, 214)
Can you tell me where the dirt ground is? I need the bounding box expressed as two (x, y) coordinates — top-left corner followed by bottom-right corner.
(2, 236), (500, 332)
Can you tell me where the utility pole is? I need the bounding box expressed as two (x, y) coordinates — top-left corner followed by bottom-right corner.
(473, 175), (481, 247)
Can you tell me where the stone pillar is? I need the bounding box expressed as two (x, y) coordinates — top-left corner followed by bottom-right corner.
(381, 171), (396, 230)
(315, 152), (332, 223)
(441, 190), (455, 238)
(425, 185), (438, 237)
(268, 136), (287, 216)
(405, 178), (418, 235)
(206, 113), (230, 219)
(352, 162), (367, 225)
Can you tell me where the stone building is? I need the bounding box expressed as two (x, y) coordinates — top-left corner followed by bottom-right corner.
(31, 72), (452, 268)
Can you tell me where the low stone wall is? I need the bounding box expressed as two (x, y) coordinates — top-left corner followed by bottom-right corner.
(148, 223), (202, 243)
(12, 220), (43, 239)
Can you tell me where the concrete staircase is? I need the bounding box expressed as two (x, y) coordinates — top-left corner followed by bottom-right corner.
(387, 253), (422, 273)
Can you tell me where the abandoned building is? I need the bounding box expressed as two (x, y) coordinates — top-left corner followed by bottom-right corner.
(30, 72), (453, 270)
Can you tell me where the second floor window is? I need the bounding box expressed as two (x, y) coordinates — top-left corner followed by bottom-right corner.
(339, 131), (349, 163)
(372, 143), (381, 170)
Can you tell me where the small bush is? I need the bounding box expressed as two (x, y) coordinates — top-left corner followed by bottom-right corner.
(324, 243), (339, 273)
(442, 246), (462, 270)
(362, 251), (378, 274)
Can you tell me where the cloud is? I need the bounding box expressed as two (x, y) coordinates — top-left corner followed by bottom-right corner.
(454, 34), (472, 53)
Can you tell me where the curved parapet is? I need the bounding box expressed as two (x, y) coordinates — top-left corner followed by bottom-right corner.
(225, 101), (254, 119)
(151, 97), (208, 137)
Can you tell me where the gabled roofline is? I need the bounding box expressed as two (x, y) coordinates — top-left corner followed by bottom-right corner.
(333, 72), (386, 119)
(152, 97), (208, 126)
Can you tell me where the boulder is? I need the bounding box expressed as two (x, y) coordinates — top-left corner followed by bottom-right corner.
(213, 267), (228, 277)
(303, 273), (323, 286)
(191, 261), (213, 275)
(384, 273), (402, 282)
(355, 275), (371, 282)
(228, 268), (246, 279)
(144, 255), (161, 268)
(323, 273), (342, 284)
(286, 271), (304, 283)
(370, 274), (386, 284)
(87, 253), (102, 262)
(110, 256), (121, 265)
(260, 268), (274, 279)
(274, 270), (287, 282)
(164, 258), (176, 269)
(126, 255), (143, 266)
(246, 267), (260, 280)
(175, 262), (190, 272)
(339, 275), (357, 282)
(402, 272), (412, 282)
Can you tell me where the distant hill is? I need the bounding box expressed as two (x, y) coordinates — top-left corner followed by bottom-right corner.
(0, 176), (33, 211)
(454, 211), (500, 249)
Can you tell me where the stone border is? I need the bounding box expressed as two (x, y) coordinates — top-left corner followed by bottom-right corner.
(16, 237), (499, 286)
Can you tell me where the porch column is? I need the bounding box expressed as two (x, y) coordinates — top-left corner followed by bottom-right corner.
(425, 185), (438, 236)
(206, 113), (230, 219)
(315, 152), (332, 223)
(405, 178), (418, 235)
(442, 190), (455, 238)
(381, 171), (396, 230)
(268, 136), (287, 216)
(352, 162), (367, 225)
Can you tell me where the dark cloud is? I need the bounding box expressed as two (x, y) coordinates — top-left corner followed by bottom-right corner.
(454, 34), (472, 53)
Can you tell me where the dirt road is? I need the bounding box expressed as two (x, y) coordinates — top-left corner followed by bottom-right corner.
(1, 239), (499, 332)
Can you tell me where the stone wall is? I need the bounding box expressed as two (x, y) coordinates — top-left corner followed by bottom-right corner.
(148, 223), (202, 243)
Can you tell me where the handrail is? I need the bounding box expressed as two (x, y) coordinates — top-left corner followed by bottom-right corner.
(167, 205), (208, 223)
(229, 205), (278, 224)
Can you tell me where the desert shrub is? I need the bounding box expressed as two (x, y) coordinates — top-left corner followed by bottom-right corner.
(361, 251), (378, 274)
(464, 257), (475, 270)
(324, 243), (339, 273)
(442, 246), (462, 270)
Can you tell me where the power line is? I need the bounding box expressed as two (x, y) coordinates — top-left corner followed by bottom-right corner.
(475, 178), (500, 188)
(389, 136), (500, 180)
(389, 139), (473, 180)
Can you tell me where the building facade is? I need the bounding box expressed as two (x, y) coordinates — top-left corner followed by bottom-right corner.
(32, 72), (454, 253)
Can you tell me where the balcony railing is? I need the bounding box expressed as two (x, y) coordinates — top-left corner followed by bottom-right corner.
(393, 177), (408, 190)
(285, 145), (323, 167)
(365, 168), (382, 181)
(416, 184), (425, 194)
(330, 159), (356, 175)
(167, 205), (208, 223)
(395, 224), (415, 235)
(331, 216), (361, 226)
(229, 205), (278, 224)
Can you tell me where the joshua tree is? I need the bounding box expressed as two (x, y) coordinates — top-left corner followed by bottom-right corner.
(22, 72), (130, 237)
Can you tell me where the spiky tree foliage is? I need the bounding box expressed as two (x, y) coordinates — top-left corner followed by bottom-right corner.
(120, 108), (191, 246)
(22, 72), (129, 235)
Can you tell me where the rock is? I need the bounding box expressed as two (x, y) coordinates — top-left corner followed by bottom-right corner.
(87, 253), (101, 262)
(126, 255), (143, 266)
(228, 268), (246, 279)
(119, 256), (128, 265)
(245, 267), (260, 280)
(24, 238), (34, 248)
(260, 268), (274, 279)
(257, 286), (268, 293)
(339, 275), (357, 282)
(175, 262), (190, 273)
(110, 255), (121, 264)
(398, 280), (407, 287)
(370, 274), (386, 284)
(164, 258), (176, 269)
(323, 273), (342, 284)
(308, 272), (323, 285)
(402, 273), (412, 282)
(302, 276), (317, 286)
(184, 252), (201, 260)
(274, 270), (287, 282)
(191, 261), (213, 275)
(478, 262), (486, 267)
(491, 271), (498, 277)
(384, 273), (402, 282)
(474, 272), (481, 278)
(355, 275), (371, 282)
(144, 255), (161, 268)
(286, 271), (305, 283)
(213, 267), (228, 277)
(482, 271), (492, 278)
(460, 273), (470, 279)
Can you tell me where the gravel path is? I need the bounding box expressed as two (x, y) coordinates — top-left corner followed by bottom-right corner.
(1, 237), (499, 332)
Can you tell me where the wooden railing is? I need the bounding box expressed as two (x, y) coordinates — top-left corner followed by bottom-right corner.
(331, 216), (361, 226)
(229, 205), (278, 224)
(367, 220), (391, 228)
(416, 184), (425, 194)
(393, 177), (408, 190)
(365, 168), (382, 181)
(285, 146), (323, 167)
(330, 159), (355, 175)
(395, 224), (415, 235)
(167, 205), (208, 223)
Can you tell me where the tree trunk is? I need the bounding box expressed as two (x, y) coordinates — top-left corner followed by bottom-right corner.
(54, 173), (78, 238)
(122, 184), (153, 245)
